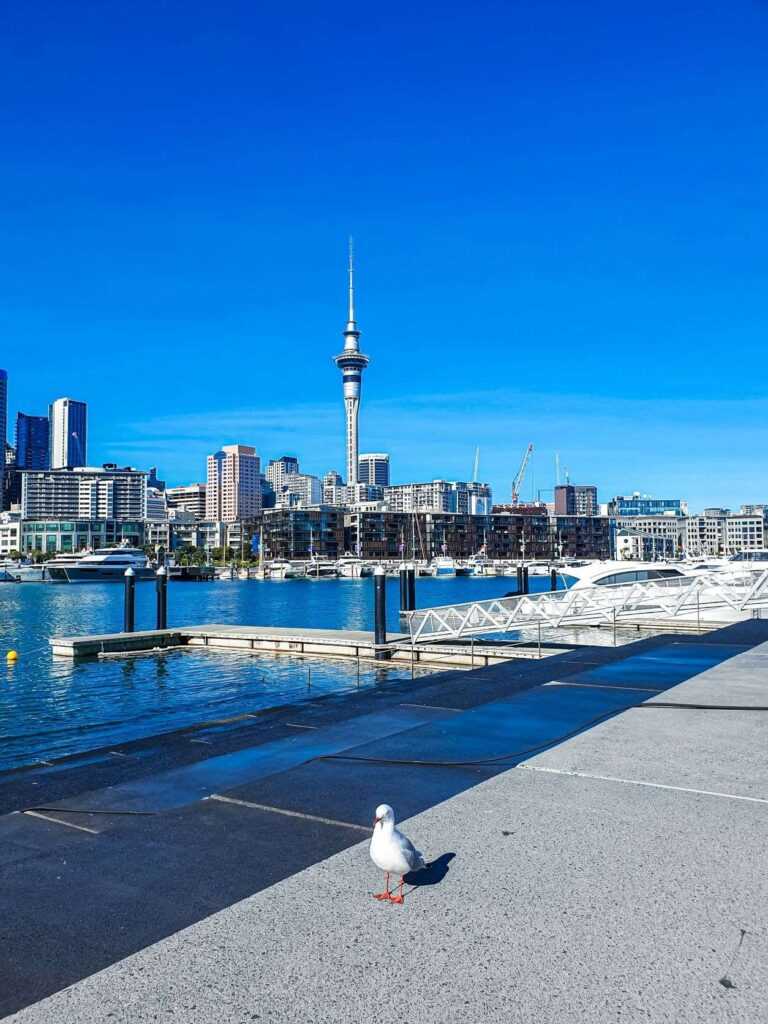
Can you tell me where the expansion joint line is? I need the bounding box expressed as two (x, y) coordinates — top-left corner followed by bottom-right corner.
(208, 794), (370, 833)
(518, 765), (768, 805)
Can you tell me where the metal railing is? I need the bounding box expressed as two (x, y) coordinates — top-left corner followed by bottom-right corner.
(404, 568), (768, 643)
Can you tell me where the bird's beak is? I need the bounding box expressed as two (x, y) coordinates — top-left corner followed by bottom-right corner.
(373, 816), (380, 826)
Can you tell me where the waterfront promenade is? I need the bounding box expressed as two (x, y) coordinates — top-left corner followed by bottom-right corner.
(2, 621), (767, 1022)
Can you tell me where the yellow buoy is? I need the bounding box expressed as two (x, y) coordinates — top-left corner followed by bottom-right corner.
(6, 650), (18, 662)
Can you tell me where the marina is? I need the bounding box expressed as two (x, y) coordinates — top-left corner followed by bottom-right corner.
(0, 574), (573, 773)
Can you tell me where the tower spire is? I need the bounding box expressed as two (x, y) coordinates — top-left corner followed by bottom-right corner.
(334, 238), (369, 488)
(347, 236), (355, 325)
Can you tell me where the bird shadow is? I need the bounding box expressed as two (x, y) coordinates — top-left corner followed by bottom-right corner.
(404, 852), (455, 892)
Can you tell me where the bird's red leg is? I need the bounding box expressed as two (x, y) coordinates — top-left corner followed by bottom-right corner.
(373, 872), (391, 900)
(389, 877), (405, 904)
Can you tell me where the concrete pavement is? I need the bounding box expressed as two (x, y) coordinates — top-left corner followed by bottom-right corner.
(5, 628), (768, 1023)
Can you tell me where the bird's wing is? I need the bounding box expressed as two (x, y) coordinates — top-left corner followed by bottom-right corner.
(395, 829), (426, 870)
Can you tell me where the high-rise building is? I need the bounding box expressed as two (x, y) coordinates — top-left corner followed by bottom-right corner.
(266, 456), (300, 491)
(146, 486), (167, 520)
(166, 484), (208, 519)
(49, 397), (87, 469)
(0, 370), (7, 499)
(273, 473), (323, 509)
(554, 484), (598, 517)
(206, 445), (261, 522)
(15, 413), (50, 469)
(384, 480), (492, 515)
(322, 470), (346, 506)
(333, 241), (369, 486)
(21, 465), (147, 520)
(358, 453), (390, 487)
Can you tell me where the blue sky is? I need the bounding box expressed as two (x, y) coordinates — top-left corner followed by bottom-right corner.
(1, 1), (766, 509)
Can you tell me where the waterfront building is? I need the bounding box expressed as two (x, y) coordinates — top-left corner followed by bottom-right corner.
(615, 527), (675, 561)
(169, 516), (224, 554)
(550, 515), (613, 560)
(383, 480), (492, 515)
(15, 413), (50, 469)
(333, 241), (369, 487)
(685, 512), (765, 556)
(608, 493), (687, 517)
(262, 506), (345, 560)
(262, 509), (611, 562)
(610, 514), (685, 557)
(144, 518), (170, 552)
(725, 514), (764, 554)
(358, 453), (390, 487)
(554, 484), (598, 517)
(21, 465), (147, 521)
(685, 515), (723, 556)
(20, 518), (144, 555)
(206, 445), (261, 522)
(49, 397), (87, 469)
(0, 369), (6, 499)
(166, 483), (207, 519)
(0, 510), (21, 555)
(740, 504), (768, 518)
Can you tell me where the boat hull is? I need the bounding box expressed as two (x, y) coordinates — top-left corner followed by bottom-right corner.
(47, 566), (157, 583)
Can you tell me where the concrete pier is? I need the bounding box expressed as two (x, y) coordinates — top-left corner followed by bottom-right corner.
(49, 623), (564, 666)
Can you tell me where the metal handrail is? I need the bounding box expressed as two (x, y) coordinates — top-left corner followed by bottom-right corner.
(404, 569), (768, 642)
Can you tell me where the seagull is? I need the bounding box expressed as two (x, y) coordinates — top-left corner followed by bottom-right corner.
(369, 803), (426, 904)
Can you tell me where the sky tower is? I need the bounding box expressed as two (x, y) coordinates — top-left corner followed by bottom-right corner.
(333, 239), (369, 486)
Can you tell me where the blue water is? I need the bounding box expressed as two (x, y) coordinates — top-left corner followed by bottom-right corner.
(0, 575), (542, 772)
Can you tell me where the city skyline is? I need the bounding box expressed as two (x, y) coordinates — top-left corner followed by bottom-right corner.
(1, 3), (767, 509)
(2, 359), (766, 512)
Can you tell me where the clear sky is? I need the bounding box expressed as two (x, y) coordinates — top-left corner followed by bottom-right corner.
(1, 1), (766, 509)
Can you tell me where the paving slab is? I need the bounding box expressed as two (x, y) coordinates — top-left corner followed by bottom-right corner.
(6, 763), (766, 1024)
(527, 639), (768, 800)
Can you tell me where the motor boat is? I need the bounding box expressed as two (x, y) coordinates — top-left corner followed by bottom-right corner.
(336, 556), (364, 578)
(0, 559), (49, 582)
(46, 546), (155, 583)
(307, 558), (338, 579)
(562, 560), (690, 590)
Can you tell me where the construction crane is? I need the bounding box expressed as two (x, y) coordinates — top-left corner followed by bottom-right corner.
(511, 443), (534, 504)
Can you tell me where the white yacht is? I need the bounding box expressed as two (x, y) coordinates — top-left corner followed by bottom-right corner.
(562, 560), (689, 590)
(0, 559), (49, 583)
(432, 556), (456, 577)
(265, 559), (308, 580)
(307, 558), (338, 580)
(729, 550), (768, 563)
(336, 556), (364, 578)
(47, 546), (155, 583)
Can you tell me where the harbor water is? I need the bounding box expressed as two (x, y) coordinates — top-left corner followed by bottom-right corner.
(0, 574), (550, 773)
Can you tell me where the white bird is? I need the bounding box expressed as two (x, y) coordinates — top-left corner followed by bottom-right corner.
(369, 803), (426, 904)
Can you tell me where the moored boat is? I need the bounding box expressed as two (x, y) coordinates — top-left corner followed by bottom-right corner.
(46, 546), (155, 583)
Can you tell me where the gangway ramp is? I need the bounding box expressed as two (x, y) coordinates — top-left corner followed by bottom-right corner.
(405, 568), (768, 642)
